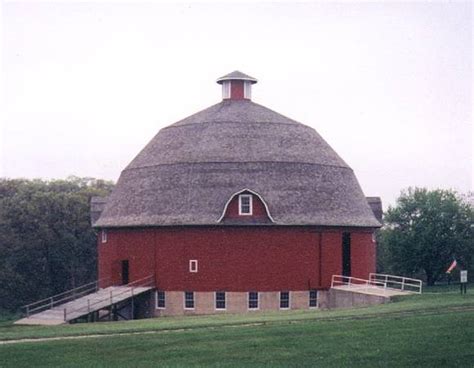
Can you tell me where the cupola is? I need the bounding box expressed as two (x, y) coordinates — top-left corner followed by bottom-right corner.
(216, 70), (257, 100)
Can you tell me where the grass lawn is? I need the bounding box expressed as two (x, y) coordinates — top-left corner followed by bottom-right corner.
(0, 286), (473, 367)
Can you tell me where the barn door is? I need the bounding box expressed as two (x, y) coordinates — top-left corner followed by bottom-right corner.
(342, 233), (351, 277)
(121, 260), (129, 285)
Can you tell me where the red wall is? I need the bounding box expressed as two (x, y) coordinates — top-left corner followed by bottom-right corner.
(98, 227), (375, 291)
(350, 232), (376, 280)
(230, 80), (245, 100)
(98, 229), (154, 286)
(320, 232), (342, 287)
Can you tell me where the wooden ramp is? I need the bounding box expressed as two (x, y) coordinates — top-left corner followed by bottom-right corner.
(331, 284), (413, 297)
(331, 273), (423, 297)
(16, 276), (155, 326)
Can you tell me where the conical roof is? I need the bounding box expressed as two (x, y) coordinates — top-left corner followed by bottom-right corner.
(96, 83), (380, 228)
(216, 70), (258, 84)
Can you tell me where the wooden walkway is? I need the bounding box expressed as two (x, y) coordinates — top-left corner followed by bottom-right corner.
(331, 274), (423, 298)
(15, 286), (153, 326)
(331, 284), (413, 297)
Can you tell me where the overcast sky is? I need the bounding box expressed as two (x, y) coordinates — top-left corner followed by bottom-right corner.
(1, 1), (472, 208)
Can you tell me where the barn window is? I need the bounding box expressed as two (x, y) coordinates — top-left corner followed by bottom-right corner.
(280, 291), (290, 309)
(239, 194), (253, 215)
(189, 260), (198, 273)
(101, 230), (107, 243)
(156, 291), (165, 309)
(248, 291), (259, 309)
(184, 291), (195, 309)
(215, 292), (226, 310)
(309, 290), (318, 308)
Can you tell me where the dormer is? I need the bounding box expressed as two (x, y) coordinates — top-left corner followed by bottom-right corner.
(218, 189), (274, 224)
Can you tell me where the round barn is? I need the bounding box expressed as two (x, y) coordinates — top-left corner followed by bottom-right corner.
(93, 71), (382, 316)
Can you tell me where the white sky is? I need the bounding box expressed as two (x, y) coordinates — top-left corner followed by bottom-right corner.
(1, 1), (472, 208)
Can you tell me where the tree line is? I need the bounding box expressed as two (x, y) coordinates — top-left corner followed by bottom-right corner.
(0, 177), (114, 312)
(0, 178), (472, 312)
(377, 188), (473, 285)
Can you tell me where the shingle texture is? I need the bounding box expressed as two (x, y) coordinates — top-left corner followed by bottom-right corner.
(216, 70), (257, 84)
(95, 100), (381, 228)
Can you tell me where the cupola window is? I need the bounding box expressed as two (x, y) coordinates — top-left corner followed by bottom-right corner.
(222, 81), (231, 99)
(239, 194), (253, 215)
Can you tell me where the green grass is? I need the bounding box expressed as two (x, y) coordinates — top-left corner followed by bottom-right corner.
(1, 285), (473, 367)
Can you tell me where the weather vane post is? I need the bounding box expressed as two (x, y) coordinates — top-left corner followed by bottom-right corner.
(460, 270), (467, 294)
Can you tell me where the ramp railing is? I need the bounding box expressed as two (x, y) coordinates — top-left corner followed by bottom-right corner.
(331, 275), (386, 291)
(63, 274), (156, 322)
(369, 273), (422, 294)
(22, 278), (111, 318)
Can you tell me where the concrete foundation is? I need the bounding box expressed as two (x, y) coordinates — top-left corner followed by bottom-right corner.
(327, 288), (389, 309)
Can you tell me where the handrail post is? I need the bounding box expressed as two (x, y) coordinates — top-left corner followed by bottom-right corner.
(50, 297), (54, 309)
(401, 278), (405, 291)
(88, 299), (91, 314)
(26, 306), (29, 318)
(110, 290), (113, 305)
(64, 308), (67, 322)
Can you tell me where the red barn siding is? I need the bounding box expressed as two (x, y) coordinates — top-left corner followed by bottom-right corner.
(320, 232), (342, 287)
(350, 232), (376, 280)
(155, 227), (319, 291)
(98, 227), (376, 291)
(230, 80), (245, 99)
(98, 229), (154, 287)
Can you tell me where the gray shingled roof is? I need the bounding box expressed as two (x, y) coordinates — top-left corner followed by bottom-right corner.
(216, 70), (258, 84)
(95, 99), (381, 228)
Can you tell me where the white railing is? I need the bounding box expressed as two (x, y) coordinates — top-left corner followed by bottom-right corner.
(331, 275), (386, 291)
(369, 273), (422, 294)
(22, 278), (110, 318)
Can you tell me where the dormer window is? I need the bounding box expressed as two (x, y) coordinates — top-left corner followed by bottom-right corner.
(239, 194), (253, 215)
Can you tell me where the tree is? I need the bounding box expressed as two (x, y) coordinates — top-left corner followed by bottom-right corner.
(0, 177), (114, 311)
(381, 188), (473, 286)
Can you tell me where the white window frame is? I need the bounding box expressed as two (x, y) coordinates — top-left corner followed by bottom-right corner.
(101, 230), (107, 243)
(244, 81), (252, 99)
(189, 260), (198, 273)
(155, 290), (166, 310)
(279, 291), (290, 310)
(222, 81), (231, 99)
(248, 291), (259, 310)
(215, 291), (226, 310)
(184, 291), (195, 310)
(238, 194), (253, 216)
(309, 290), (318, 309)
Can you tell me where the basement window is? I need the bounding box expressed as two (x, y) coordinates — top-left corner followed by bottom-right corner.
(156, 291), (166, 309)
(215, 291), (226, 310)
(184, 291), (195, 309)
(248, 291), (259, 310)
(280, 291), (290, 309)
(309, 290), (318, 308)
(189, 260), (198, 273)
(101, 230), (107, 243)
(239, 194), (253, 215)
